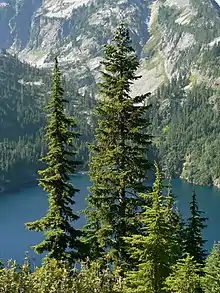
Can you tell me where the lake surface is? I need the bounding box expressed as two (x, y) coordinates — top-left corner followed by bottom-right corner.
(0, 174), (219, 265)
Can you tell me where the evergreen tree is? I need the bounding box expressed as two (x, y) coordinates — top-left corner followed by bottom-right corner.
(164, 253), (201, 293)
(201, 242), (220, 292)
(164, 183), (182, 263)
(26, 58), (82, 262)
(83, 23), (152, 266)
(124, 164), (175, 293)
(183, 189), (207, 265)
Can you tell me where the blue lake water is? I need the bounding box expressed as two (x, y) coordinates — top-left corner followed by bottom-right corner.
(0, 174), (219, 265)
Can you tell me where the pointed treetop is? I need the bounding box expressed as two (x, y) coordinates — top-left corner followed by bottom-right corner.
(166, 180), (177, 207)
(192, 187), (196, 204)
(112, 23), (134, 53)
(184, 188), (208, 265)
(152, 161), (163, 193)
(54, 56), (59, 71)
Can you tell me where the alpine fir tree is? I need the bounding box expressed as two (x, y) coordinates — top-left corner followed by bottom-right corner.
(164, 253), (201, 293)
(124, 164), (175, 293)
(201, 242), (220, 292)
(84, 23), (152, 266)
(26, 58), (82, 263)
(183, 189), (207, 265)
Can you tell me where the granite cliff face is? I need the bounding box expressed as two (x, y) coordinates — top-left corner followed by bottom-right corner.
(0, 0), (220, 94)
(0, 0), (150, 96)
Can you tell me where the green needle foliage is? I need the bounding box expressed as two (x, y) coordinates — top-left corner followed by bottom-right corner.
(26, 58), (82, 263)
(0, 258), (124, 293)
(164, 183), (183, 262)
(124, 164), (178, 293)
(183, 189), (208, 265)
(201, 242), (220, 292)
(164, 253), (201, 293)
(83, 23), (152, 267)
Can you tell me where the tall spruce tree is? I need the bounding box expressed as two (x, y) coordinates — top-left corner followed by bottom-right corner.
(183, 189), (207, 265)
(124, 164), (176, 293)
(26, 58), (82, 262)
(83, 23), (152, 266)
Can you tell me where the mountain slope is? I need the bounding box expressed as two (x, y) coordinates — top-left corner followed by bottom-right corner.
(0, 0), (219, 93)
(0, 0), (151, 95)
(0, 50), (95, 192)
(147, 0), (220, 186)
(1, 0), (220, 188)
(0, 50), (47, 191)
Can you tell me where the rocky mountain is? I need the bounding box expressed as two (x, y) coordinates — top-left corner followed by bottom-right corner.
(1, 0), (220, 189)
(0, 0), (219, 92)
(0, 0), (150, 96)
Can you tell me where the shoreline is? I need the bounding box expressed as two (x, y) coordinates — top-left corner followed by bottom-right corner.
(0, 171), (89, 195)
(0, 171), (218, 196)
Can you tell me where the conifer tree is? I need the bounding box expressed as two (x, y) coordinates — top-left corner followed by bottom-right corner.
(124, 164), (175, 293)
(164, 183), (182, 263)
(183, 189), (207, 265)
(164, 253), (201, 293)
(201, 242), (220, 292)
(26, 58), (82, 262)
(84, 23), (152, 266)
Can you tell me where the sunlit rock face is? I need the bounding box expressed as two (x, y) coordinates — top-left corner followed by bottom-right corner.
(0, 0), (220, 95)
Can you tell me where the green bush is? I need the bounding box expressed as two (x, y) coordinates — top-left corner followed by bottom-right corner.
(0, 258), (123, 293)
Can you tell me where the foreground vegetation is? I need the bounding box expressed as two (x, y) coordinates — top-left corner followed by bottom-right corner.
(0, 24), (220, 292)
(2, 246), (220, 293)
